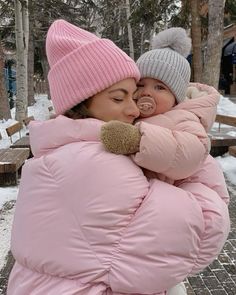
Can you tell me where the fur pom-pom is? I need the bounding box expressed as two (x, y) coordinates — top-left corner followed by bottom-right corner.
(152, 27), (191, 58)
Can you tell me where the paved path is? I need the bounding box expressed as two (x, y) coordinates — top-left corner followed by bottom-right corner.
(185, 177), (236, 295)
(0, 252), (14, 295)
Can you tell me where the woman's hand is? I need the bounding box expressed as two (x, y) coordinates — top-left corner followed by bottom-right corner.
(101, 120), (141, 154)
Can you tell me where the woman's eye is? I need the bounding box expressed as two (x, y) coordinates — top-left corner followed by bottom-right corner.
(112, 97), (123, 102)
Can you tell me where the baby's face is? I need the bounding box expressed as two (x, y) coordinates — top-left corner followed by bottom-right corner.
(135, 78), (176, 117)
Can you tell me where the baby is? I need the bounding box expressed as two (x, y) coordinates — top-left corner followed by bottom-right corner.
(101, 27), (220, 183)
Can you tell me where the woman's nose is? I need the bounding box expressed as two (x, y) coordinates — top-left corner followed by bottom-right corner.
(126, 99), (140, 118)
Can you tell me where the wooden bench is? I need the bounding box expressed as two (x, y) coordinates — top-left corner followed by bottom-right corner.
(0, 148), (29, 185)
(210, 114), (236, 157)
(22, 116), (35, 136)
(229, 146), (236, 157)
(10, 136), (30, 149)
(6, 122), (31, 152)
(6, 122), (23, 144)
(23, 115), (34, 127)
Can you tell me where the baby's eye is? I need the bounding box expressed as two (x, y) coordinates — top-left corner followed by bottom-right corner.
(155, 84), (165, 91)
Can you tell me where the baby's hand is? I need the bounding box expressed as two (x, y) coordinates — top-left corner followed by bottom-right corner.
(101, 121), (141, 154)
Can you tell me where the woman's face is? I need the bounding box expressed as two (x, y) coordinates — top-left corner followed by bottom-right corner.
(87, 78), (140, 124)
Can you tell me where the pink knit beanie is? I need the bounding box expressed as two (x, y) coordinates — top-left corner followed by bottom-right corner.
(46, 20), (140, 115)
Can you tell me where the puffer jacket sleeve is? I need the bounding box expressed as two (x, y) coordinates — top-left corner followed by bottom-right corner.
(174, 155), (230, 274)
(108, 174), (230, 293)
(132, 118), (209, 180)
(176, 155), (229, 205)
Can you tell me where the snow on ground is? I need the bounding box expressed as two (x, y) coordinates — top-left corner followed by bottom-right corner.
(213, 96), (236, 185)
(212, 95), (236, 132)
(0, 94), (52, 149)
(217, 154), (236, 186)
(0, 204), (15, 271)
(0, 189), (17, 271)
(0, 187), (18, 211)
(217, 96), (236, 116)
(0, 94), (236, 271)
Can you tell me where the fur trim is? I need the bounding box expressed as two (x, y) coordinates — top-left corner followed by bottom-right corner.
(152, 27), (191, 58)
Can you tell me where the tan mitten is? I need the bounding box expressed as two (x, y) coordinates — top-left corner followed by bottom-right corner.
(186, 86), (208, 99)
(101, 120), (141, 154)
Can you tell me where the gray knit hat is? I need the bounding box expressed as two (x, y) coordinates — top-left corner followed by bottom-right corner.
(136, 27), (191, 103)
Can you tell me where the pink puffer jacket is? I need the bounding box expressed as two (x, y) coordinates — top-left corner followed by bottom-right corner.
(134, 83), (219, 180)
(7, 115), (230, 295)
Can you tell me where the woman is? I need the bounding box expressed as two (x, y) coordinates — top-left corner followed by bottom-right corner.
(7, 20), (230, 295)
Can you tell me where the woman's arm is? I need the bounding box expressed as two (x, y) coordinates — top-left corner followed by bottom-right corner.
(172, 155), (230, 274)
(175, 155), (229, 205)
(109, 176), (230, 293)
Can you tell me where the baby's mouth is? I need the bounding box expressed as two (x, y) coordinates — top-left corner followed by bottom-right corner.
(137, 96), (157, 116)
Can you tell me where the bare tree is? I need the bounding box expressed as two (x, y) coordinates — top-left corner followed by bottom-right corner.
(190, 0), (203, 82)
(125, 0), (134, 59)
(14, 0), (29, 122)
(27, 0), (35, 106)
(202, 0), (225, 88)
(37, 43), (50, 98)
(27, 26), (35, 105)
(0, 42), (11, 120)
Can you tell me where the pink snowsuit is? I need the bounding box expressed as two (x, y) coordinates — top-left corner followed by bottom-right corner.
(134, 83), (219, 181)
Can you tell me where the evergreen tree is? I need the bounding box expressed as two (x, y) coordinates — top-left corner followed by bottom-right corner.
(225, 0), (236, 25)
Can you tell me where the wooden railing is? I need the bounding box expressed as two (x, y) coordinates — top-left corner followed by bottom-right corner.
(210, 114), (236, 157)
(215, 114), (236, 131)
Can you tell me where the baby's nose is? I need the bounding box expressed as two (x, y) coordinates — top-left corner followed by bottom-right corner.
(140, 88), (152, 97)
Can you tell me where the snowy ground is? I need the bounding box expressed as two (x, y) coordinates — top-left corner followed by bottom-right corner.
(0, 94), (236, 281)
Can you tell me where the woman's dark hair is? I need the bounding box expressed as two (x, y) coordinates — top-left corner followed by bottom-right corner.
(63, 99), (93, 119)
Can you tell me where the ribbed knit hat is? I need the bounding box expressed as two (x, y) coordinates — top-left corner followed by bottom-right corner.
(46, 20), (140, 115)
(136, 27), (191, 103)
